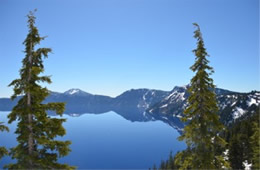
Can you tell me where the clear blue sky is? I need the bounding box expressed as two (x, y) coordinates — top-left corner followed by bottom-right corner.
(0, 0), (259, 97)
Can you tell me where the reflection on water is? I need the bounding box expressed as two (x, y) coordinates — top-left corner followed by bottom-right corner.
(0, 111), (185, 169)
(65, 108), (185, 134)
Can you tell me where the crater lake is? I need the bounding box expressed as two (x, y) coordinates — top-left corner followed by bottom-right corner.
(0, 111), (186, 169)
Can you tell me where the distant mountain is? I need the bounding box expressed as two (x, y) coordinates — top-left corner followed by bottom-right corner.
(147, 86), (190, 118)
(45, 90), (113, 113)
(218, 91), (260, 125)
(148, 86), (260, 126)
(112, 89), (170, 113)
(63, 88), (92, 96)
(0, 88), (170, 114)
(0, 97), (20, 112)
(1, 86), (259, 130)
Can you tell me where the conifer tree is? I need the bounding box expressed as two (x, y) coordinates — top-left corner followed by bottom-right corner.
(166, 151), (174, 169)
(152, 164), (157, 170)
(250, 120), (260, 169)
(0, 122), (9, 159)
(225, 107), (259, 169)
(160, 160), (166, 169)
(229, 135), (244, 169)
(174, 23), (229, 169)
(5, 10), (74, 169)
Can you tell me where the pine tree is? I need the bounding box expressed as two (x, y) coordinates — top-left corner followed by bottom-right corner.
(5, 10), (74, 169)
(250, 120), (260, 169)
(229, 134), (244, 169)
(160, 160), (166, 170)
(225, 107), (259, 169)
(155, 151), (176, 170)
(166, 151), (175, 169)
(174, 23), (229, 169)
(0, 122), (9, 159)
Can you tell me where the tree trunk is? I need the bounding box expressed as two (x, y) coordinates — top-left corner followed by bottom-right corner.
(27, 38), (34, 167)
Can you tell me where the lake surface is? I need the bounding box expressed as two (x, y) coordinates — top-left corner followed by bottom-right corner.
(0, 111), (186, 169)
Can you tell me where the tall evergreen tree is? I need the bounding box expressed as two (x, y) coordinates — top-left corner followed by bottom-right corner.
(229, 134), (245, 169)
(250, 118), (260, 169)
(0, 122), (9, 159)
(225, 107), (259, 169)
(174, 23), (229, 169)
(5, 10), (74, 169)
(166, 151), (175, 169)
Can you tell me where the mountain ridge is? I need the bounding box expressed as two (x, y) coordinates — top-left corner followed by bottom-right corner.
(1, 86), (253, 99)
(1, 86), (259, 133)
(148, 86), (260, 126)
(0, 86), (259, 127)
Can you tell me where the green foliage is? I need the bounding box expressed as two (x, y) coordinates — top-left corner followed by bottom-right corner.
(226, 107), (260, 169)
(250, 119), (260, 169)
(0, 122), (9, 159)
(174, 149), (194, 169)
(5, 10), (75, 169)
(166, 151), (175, 169)
(228, 135), (244, 169)
(175, 23), (229, 169)
(0, 122), (9, 132)
(152, 151), (177, 170)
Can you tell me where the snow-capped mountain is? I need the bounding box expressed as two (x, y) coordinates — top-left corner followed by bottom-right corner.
(148, 86), (260, 125)
(148, 85), (190, 117)
(0, 88), (170, 114)
(64, 88), (91, 96)
(218, 91), (260, 125)
(112, 88), (170, 112)
(52, 87), (260, 135)
(45, 89), (113, 113)
(0, 87), (259, 126)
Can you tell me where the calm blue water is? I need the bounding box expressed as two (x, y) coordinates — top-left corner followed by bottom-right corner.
(0, 111), (185, 169)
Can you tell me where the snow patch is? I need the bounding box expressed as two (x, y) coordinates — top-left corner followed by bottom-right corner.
(211, 136), (215, 143)
(176, 114), (183, 118)
(247, 97), (258, 106)
(160, 104), (168, 108)
(65, 88), (83, 95)
(219, 102), (228, 110)
(142, 91), (150, 109)
(231, 101), (237, 106)
(162, 116), (168, 120)
(64, 88), (90, 96)
(165, 91), (185, 103)
(69, 89), (80, 94)
(223, 149), (229, 161)
(165, 91), (176, 100)
(69, 113), (80, 117)
(243, 160), (252, 170)
(233, 107), (246, 119)
(178, 92), (185, 101)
